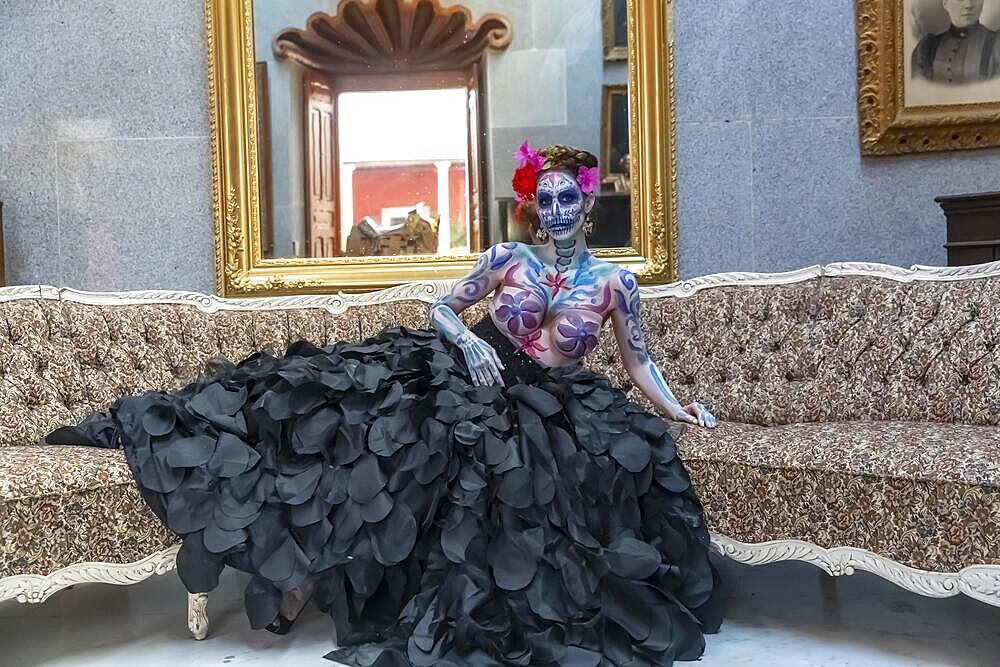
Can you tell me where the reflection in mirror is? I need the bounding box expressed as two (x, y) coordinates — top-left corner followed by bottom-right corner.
(338, 86), (474, 256)
(253, 0), (630, 261)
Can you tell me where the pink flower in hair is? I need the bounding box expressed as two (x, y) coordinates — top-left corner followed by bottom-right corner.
(513, 141), (545, 171)
(577, 166), (600, 195)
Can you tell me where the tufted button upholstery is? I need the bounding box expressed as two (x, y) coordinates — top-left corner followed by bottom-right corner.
(1, 275), (998, 449)
(587, 275), (1000, 426)
(0, 298), (365, 448)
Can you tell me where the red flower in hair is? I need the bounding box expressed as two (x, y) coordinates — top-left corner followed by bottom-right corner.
(512, 165), (537, 203)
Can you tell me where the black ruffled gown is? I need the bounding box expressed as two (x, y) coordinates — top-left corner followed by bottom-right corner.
(47, 316), (721, 666)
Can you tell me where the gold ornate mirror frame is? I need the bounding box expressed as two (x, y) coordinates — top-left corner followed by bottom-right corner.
(206, 0), (677, 296)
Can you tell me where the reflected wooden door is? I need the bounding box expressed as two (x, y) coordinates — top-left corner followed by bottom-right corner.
(466, 66), (483, 253)
(304, 73), (338, 257)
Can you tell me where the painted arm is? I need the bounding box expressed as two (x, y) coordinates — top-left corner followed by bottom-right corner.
(609, 270), (717, 428)
(429, 243), (517, 386)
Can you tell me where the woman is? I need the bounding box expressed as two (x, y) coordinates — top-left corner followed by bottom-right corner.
(48, 144), (721, 666)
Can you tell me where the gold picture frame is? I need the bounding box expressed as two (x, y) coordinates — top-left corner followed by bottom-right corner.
(856, 0), (1000, 156)
(601, 84), (629, 178)
(206, 0), (678, 295)
(602, 0), (628, 61)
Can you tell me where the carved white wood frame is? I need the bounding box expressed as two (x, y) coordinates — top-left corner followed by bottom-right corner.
(712, 535), (1000, 607)
(0, 545), (181, 605)
(2, 535), (998, 621)
(0, 546), (209, 640)
(6, 259), (992, 313)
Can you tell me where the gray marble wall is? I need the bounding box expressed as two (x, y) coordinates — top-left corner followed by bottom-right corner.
(3, 0), (999, 291)
(0, 0), (215, 292)
(673, 0), (1000, 278)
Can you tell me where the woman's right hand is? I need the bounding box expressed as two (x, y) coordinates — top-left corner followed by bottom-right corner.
(456, 331), (506, 386)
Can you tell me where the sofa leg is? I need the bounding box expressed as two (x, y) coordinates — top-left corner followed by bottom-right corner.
(188, 593), (209, 640)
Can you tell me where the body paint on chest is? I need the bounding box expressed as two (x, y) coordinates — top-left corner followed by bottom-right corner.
(555, 314), (601, 357)
(553, 254), (613, 316)
(496, 263), (549, 336)
(516, 330), (548, 359)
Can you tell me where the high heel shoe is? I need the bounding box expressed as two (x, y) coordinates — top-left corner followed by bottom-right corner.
(264, 613), (295, 635)
(265, 580), (313, 635)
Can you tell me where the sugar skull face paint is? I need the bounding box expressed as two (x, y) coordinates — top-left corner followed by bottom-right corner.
(536, 171), (590, 240)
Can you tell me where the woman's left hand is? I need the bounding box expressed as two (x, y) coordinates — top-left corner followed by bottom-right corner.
(684, 402), (717, 428)
(664, 402), (717, 428)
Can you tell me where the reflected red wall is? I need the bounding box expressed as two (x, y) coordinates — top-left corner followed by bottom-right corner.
(352, 165), (436, 223)
(350, 163), (468, 226)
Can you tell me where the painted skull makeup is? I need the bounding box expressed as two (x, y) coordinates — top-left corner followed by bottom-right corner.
(536, 171), (586, 240)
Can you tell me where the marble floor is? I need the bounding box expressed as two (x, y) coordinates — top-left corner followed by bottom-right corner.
(2, 557), (999, 667)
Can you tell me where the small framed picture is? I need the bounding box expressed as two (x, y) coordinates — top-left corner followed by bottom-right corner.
(601, 85), (630, 180)
(601, 174), (629, 193)
(857, 0), (1000, 155)
(602, 0), (628, 61)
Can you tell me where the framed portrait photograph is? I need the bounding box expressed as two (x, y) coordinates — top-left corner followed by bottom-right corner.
(603, 0), (628, 61)
(857, 0), (1000, 155)
(601, 85), (630, 181)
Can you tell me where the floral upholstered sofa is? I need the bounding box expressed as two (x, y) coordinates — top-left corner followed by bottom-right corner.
(1, 261), (999, 639)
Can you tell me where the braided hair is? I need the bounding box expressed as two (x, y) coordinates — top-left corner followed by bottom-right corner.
(514, 145), (599, 235)
(539, 145), (599, 174)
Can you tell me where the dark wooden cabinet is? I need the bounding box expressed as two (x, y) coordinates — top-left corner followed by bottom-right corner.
(0, 200), (5, 286)
(496, 193), (632, 248)
(590, 193), (632, 248)
(936, 191), (1000, 266)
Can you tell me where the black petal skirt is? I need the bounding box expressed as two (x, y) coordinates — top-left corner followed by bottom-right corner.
(48, 316), (721, 666)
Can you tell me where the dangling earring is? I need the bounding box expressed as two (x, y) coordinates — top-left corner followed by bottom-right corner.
(583, 217), (595, 236)
(536, 226), (548, 241)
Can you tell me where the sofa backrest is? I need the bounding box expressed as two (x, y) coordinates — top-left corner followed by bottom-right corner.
(0, 263), (997, 447)
(0, 288), (483, 448)
(329, 267), (1000, 426)
(592, 268), (1000, 426)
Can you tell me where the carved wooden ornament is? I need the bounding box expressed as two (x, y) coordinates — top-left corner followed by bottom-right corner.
(273, 0), (513, 74)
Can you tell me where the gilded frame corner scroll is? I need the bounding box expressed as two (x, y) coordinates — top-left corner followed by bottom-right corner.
(207, 0), (679, 296)
(855, 0), (1000, 156)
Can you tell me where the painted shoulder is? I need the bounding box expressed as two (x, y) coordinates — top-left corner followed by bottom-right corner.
(479, 242), (525, 271)
(613, 265), (639, 289)
(576, 254), (622, 278)
(610, 267), (640, 314)
(498, 241), (534, 256)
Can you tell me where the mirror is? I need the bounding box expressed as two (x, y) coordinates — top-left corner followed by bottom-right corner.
(208, 0), (677, 294)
